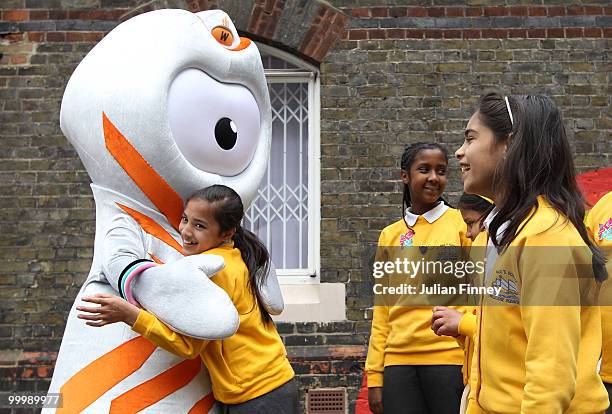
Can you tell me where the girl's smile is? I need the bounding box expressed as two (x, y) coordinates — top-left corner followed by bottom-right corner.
(179, 199), (233, 256)
(456, 112), (507, 199)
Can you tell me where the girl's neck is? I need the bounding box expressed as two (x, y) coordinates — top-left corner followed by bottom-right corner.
(409, 200), (439, 216)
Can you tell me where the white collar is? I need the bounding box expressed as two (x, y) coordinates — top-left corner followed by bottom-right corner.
(483, 207), (498, 232)
(483, 207), (510, 244)
(404, 202), (449, 227)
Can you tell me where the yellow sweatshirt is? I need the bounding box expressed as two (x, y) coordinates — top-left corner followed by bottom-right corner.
(467, 196), (608, 414)
(457, 230), (488, 386)
(457, 309), (477, 385)
(366, 203), (470, 387)
(132, 243), (294, 404)
(585, 191), (612, 384)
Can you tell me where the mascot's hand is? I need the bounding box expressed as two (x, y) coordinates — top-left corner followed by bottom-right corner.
(260, 262), (284, 315)
(132, 255), (239, 340)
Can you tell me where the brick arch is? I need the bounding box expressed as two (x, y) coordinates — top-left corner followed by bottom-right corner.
(120, 0), (349, 65)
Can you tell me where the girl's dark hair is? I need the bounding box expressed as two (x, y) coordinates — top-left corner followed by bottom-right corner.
(186, 185), (272, 323)
(458, 193), (493, 215)
(478, 90), (606, 281)
(400, 142), (451, 217)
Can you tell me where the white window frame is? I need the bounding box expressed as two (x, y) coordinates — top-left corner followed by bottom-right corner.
(256, 43), (321, 285)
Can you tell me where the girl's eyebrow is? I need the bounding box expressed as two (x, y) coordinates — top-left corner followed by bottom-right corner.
(464, 128), (478, 137)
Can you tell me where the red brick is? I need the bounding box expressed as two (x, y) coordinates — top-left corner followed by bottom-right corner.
(527, 29), (546, 38)
(350, 7), (369, 17)
(83, 32), (104, 42)
(547, 6), (565, 16)
(445, 7), (463, 17)
(65, 32), (81, 42)
(484, 7), (506, 17)
(546, 28), (564, 38)
(427, 7), (444, 17)
(481, 29), (507, 38)
(462, 29), (481, 39)
(348, 29), (367, 40)
(407, 7), (426, 17)
(567, 6), (584, 16)
(565, 28), (584, 37)
(248, 0), (286, 38)
(443, 30), (462, 39)
(3, 33), (24, 42)
(386, 28), (405, 39)
(370, 7), (388, 18)
(187, 0), (217, 12)
(508, 29), (527, 38)
(187, 0), (200, 12)
(368, 29), (387, 39)
(312, 34), (336, 62)
(604, 28), (612, 37)
(584, 27), (602, 38)
(424, 29), (443, 39)
(606, 7), (612, 15)
(48, 10), (67, 19)
(29, 10), (48, 20)
(3, 10), (29, 21)
(198, 0), (218, 12)
(405, 29), (424, 39)
(389, 7), (408, 18)
(510, 6), (528, 16)
(46, 32), (66, 42)
(27, 32), (43, 42)
(10, 55), (28, 65)
(528, 7), (546, 16)
(95, 10), (127, 20)
(465, 7), (482, 17)
(584, 7), (603, 15)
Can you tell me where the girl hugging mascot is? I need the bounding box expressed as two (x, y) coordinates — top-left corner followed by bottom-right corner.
(44, 9), (283, 413)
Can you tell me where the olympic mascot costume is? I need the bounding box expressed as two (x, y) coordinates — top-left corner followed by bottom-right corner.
(44, 9), (283, 413)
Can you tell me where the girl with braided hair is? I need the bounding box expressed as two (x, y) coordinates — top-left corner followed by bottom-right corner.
(366, 142), (472, 414)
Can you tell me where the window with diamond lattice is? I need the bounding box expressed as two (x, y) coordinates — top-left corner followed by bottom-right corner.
(243, 46), (320, 280)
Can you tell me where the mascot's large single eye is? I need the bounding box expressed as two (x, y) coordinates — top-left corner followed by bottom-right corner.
(215, 117), (237, 150)
(168, 68), (260, 176)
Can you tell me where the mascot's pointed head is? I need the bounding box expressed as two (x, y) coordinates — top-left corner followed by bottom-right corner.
(60, 9), (271, 211)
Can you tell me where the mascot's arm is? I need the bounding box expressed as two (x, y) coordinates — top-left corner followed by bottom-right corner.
(132, 309), (207, 359)
(101, 214), (240, 339)
(260, 262), (284, 315)
(102, 213), (147, 291)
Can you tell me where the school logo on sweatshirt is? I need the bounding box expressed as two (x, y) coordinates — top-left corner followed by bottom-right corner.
(598, 218), (612, 241)
(399, 230), (414, 247)
(489, 270), (519, 304)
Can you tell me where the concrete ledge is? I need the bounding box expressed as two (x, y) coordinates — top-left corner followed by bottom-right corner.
(274, 283), (346, 322)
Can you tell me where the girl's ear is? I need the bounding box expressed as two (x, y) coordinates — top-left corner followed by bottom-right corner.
(504, 132), (513, 149)
(400, 169), (410, 185)
(223, 227), (236, 241)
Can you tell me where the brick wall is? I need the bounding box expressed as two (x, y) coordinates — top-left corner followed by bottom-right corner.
(1, 1), (610, 413)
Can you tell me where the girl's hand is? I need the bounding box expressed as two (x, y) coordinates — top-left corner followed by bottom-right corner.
(368, 387), (383, 414)
(77, 294), (140, 327)
(431, 306), (462, 337)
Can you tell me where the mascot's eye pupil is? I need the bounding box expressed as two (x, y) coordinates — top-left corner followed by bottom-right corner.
(215, 117), (237, 150)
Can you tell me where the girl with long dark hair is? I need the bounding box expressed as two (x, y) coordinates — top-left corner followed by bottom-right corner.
(77, 184), (298, 414)
(456, 91), (608, 413)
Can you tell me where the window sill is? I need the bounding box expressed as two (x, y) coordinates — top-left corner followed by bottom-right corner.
(273, 283), (346, 322)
